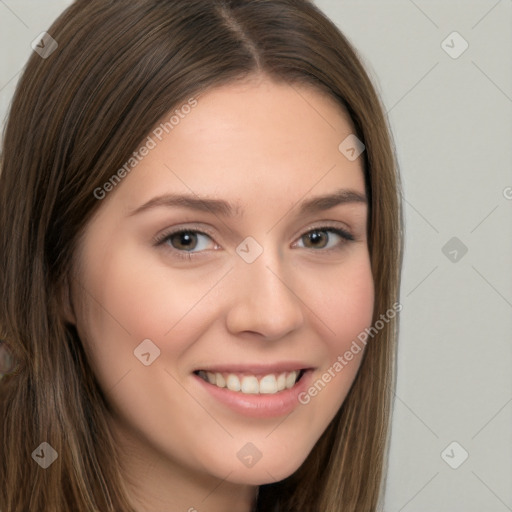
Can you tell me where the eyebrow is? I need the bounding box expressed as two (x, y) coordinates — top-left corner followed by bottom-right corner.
(128, 188), (367, 218)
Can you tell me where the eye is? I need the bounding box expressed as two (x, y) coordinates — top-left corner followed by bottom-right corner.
(153, 224), (355, 261)
(155, 229), (217, 256)
(295, 227), (354, 250)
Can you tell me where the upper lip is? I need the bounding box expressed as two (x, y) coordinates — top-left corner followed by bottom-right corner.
(193, 362), (314, 375)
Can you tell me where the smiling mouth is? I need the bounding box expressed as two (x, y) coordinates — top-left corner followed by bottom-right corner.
(194, 369), (306, 395)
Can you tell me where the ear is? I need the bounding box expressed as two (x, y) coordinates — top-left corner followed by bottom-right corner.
(58, 273), (77, 326)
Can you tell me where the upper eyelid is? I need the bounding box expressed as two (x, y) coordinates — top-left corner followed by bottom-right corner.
(153, 225), (216, 245)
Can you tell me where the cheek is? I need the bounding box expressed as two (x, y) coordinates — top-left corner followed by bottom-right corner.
(294, 252), (374, 417)
(76, 243), (213, 345)
(70, 245), (223, 462)
(305, 251), (375, 348)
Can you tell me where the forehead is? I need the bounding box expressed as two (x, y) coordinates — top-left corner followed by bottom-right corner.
(112, 77), (366, 211)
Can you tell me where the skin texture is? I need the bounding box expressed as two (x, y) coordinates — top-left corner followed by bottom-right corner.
(67, 74), (374, 512)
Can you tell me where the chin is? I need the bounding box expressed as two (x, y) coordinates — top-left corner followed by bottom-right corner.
(218, 448), (311, 486)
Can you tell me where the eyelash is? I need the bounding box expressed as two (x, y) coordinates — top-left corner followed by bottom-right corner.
(153, 225), (355, 261)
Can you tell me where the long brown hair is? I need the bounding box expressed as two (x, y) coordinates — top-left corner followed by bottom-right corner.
(0, 1), (403, 510)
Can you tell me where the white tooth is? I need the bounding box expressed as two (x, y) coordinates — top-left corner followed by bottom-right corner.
(241, 375), (259, 394)
(215, 372), (226, 388)
(276, 372), (286, 391)
(259, 374), (278, 394)
(206, 372), (216, 385)
(285, 371), (298, 389)
(226, 374), (241, 392)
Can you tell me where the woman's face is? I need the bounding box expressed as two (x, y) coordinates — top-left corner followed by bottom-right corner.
(69, 76), (374, 503)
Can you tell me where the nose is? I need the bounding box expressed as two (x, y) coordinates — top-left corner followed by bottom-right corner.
(224, 248), (305, 341)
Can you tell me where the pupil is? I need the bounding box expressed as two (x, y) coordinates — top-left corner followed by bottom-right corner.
(307, 230), (327, 248)
(174, 232), (196, 250)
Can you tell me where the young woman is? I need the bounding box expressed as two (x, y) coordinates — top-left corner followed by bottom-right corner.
(0, 0), (403, 510)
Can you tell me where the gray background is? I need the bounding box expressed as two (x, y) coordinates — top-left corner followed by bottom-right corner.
(1, 1), (511, 511)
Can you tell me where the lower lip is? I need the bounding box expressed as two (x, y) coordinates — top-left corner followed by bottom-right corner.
(193, 370), (314, 418)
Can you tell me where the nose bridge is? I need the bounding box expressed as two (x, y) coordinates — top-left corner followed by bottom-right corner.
(225, 238), (304, 339)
